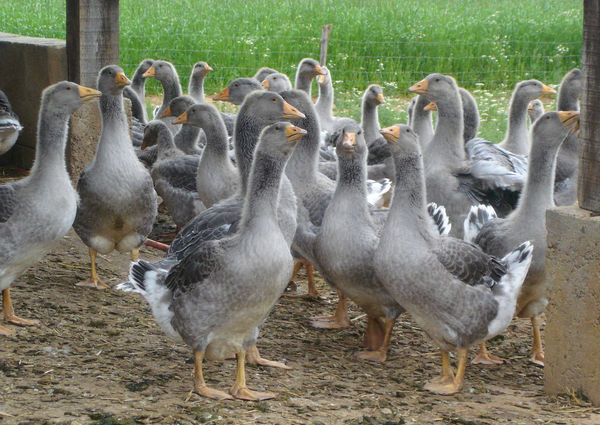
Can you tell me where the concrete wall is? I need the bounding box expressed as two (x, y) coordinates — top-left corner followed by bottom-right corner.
(0, 32), (67, 169)
(545, 205), (600, 406)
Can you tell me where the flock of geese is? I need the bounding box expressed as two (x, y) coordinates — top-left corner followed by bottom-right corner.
(0, 56), (582, 400)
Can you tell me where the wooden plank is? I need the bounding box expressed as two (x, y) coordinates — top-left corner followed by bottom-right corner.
(578, 0), (600, 212)
(66, 0), (80, 84)
(319, 24), (333, 66)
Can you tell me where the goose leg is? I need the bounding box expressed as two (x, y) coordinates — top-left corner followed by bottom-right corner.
(130, 248), (139, 262)
(285, 261), (303, 293)
(286, 259), (323, 299)
(191, 350), (232, 400)
(76, 248), (110, 289)
(2, 288), (39, 329)
(245, 344), (291, 370)
(425, 348), (467, 395)
(471, 342), (505, 365)
(529, 315), (545, 366)
(230, 350), (276, 401)
(355, 318), (395, 362)
(362, 316), (385, 350)
(310, 289), (351, 329)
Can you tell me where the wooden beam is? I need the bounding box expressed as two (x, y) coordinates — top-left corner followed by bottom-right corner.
(319, 24), (333, 66)
(65, 0), (120, 87)
(579, 0), (600, 212)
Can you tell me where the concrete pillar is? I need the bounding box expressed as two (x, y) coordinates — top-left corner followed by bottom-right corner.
(545, 206), (600, 406)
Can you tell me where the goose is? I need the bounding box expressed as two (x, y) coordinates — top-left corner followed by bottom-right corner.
(294, 58), (326, 96)
(164, 91), (305, 368)
(188, 61), (213, 103)
(375, 123), (533, 394)
(118, 122), (306, 401)
(465, 110), (580, 366)
(174, 103), (238, 207)
(528, 100), (544, 125)
(361, 85), (386, 148)
(408, 74), (526, 237)
(150, 121), (203, 229)
(73, 65), (158, 289)
(314, 122), (404, 361)
(0, 81), (101, 335)
(0, 90), (23, 155)
(261, 72), (292, 93)
(554, 68), (583, 206)
(253, 67), (278, 82)
(143, 60), (182, 133)
(123, 85), (148, 145)
(314, 66), (335, 132)
(410, 94), (434, 149)
(496, 80), (556, 155)
(136, 120), (181, 168)
(160, 95), (205, 153)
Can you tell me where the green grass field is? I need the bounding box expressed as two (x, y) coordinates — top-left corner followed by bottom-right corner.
(0, 0), (582, 140)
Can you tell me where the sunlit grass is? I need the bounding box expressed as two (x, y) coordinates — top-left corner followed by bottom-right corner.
(1, 0), (579, 139)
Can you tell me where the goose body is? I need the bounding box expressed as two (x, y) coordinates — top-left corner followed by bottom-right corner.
(74, 65), (157, 288)
(0, 81), (100, 334)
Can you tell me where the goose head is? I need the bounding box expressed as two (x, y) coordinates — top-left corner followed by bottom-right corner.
(142, 60), (178, 84)
(381, 124), (421, 158)
(364, 84), (386, 106)
(528, 99), (544, 123)
(191, 61), (213, 78)
(409, 74), (458, 104)
(259, 122), (307, 157)
(261, 73), (292, 93)
(174, 103), (220, 129)
(43, 81), (101, 114)
(514, 79), (556, 102)
(335, 121), (367, 160)
(97, 65), (131, 96)
(279, 89), (317, 129)
(297, 58), (326, 79)
(214, 78), (264, 105)
(161, 95), (195, 118)
(141, 120), (171, 150)
(242, 91), (306, 123)
(316, 66), (330, 86)
(253, 67), (278, 82)
(137, 59), (155, 77)
(531, 111), (580, 149)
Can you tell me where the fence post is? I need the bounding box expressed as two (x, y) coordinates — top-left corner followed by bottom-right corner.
(320, 24), (333, 66)
(578, 0), (600, 212)
(66, 0), (120, 87)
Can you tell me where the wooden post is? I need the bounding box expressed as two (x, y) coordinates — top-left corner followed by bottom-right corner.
(578, 0), (600, 212)
(66, 0), (120, 87)
(319, 24), (333, 66)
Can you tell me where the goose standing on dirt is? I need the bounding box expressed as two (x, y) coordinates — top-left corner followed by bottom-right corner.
(261, 72), (292, 93)
(314, 123), (404, 361)
(0, 90), (23, 155)
(174, 103), (238, 207)
(465, 111), (580, 366)
(119, 123), (306, 401)
(143, 60), (182, 133)
(0, 81), (101, 335)
(554, 68), (583, 206)
(294, 58), (326, 96)
(188, 61), (212, 103)
(74, 65), (158, 289)
(160, 95), (205, 153)
(408, 74), (526, 236)
(375, 124), (533, 395)
(150, 121), (203, 228)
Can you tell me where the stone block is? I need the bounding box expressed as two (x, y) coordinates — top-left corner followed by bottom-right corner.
(545, 205), (600, 405)
(0, 32), (67, 169)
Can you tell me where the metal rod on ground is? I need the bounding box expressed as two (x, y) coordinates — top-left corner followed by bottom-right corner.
(320, 24), (333, 66)
(144, 239), (169, 252)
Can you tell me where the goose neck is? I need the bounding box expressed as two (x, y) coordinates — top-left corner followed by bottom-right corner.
(188, 75), (205, 103)
(428, 97), (464, 160)
(160, 77), (182, 106)
(28, 107), (70, 181)
(315, 81), (334, 120)
(503, 92), (530, 154)
(362, 100), (380, 143)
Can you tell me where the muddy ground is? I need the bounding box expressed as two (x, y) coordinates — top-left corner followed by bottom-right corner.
(1, 210), (599, 425)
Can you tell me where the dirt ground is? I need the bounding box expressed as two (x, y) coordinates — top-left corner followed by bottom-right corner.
(1, 165), (599, 425)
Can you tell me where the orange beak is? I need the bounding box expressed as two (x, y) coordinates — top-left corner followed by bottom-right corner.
(541, 84), (557, 95)
(424, 102), (437, 112)
(285, 124), (307, 142)
(261, 80), (270, 90)
(409, 78), (429, 95)
(115, 72), (132, 88)
(282, 101), (306, 119)
(380, 125), (400, 142)
(213, 87), (230, 102)
(160, 106), (172, 118)
(142, 66), (156, 78)
(78, 85), (102, 101)
(173, 111), (188, 125)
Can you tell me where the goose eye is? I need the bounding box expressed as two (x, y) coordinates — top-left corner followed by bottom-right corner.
(272, 98), (277, 102)
(276, 125), (281, 130)
(406, 129), (410, 133)
(66, 86), (71, 90)
(234, 83), (239, 87)
(435, 78), (440, 82)
(546, 116), (550, 120)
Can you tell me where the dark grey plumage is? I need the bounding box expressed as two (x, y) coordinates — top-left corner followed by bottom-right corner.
(409, 94), (434, 149)
(0, 89), (22, 155)
(188, 61), (212, 103)
(165, 95), (205, 153)
(460, 88), (479, 143)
